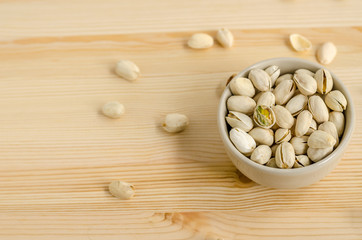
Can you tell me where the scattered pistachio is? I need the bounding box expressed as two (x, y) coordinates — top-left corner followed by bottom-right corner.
(187, 33), (214, 49)
(162, 113), (189, 133)
(216, 28), (234, 48)
(317, 42), (337, 65)
(109, 180), (135, 200)
(289, 34), (312, 52)
(115, 60), (140, 81)
(102, 101), (125, 119)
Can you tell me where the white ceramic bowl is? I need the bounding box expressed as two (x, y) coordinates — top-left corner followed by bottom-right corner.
(217, 57), (355, 188)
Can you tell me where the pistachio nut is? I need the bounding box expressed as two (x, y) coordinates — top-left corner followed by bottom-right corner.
(163, 113), (189, 133)
(257, 91), (275, 107)
(216, 28), (234, 48)
(229, 77), (255, 97)
(289, 34), (312, 52)
(293, 72), (317, 96)
(295, 69), (315, 77)
(253, 91), (263, 103)
(307, 147), (333, 162)
(253, 105), (276, 129)
(249, 127), (274, 146)
(115, 60), (140, 81)
(251, 145), (272, 164)
(325, 90), (347, 112)
(308, 130), (336, 148)
(318, 121), (339, 147)
(275, 142), (295, 169)
(294, 155), (311, 168)
(265, 65), (280, 86)
(227, 96), (256, 114)
(329, 111), (345, 137)
(275, 73), (293, 86)
(315, 68), (333, 94)
(230, 128), (256, 155)
(272, 105), (295, 129)
(308, 95), (329, 123)
(285, 94), (308, 116)
(271, 144), (279, 157)
(248, 69), (272, 92)
(226, 111), (254, 132)
(102, 101), (125, 119)
(275, 128), (292, 144)
(109, 180), (135, 200)
(317, 41), (337, 65)
(273, 79), (296, 105)
(290, 136), (309, 155)
(187, 33), (214, 49)
(295, 110), (313, 137)
(266, 157), (278, 168)
(305, 119), (317, 136)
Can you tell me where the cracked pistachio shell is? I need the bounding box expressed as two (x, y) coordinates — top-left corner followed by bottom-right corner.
(285, 94), (308, 116)
(253, 105), (276, 129)
(216, 28), (234, 48)
(272, 105), (295, 129)
(308, 95), (329, 124)
(109, 180), (135, 200)
(318, 121), (339, 147)
(227, 96), (256, 114)
(249, 127), (274, 146)
(317, 42), (337, 65)
(329, 111), (345, 137)
(266, 157), (278, 168)
(163, 113), (189, 133)
(265, 65), (280, 86)
(306, 119), (317, 136)
(295, 110), (313, 137)
(308, 147), (333, 162)
(102, 101), (125, 119)
(308, 130), (336, 148)
(289, 34), (312, 52)
(295, 69), (315, 77)
(271, 144), (279, 157)
(275, 73), (293, 86)
(294, 155), (311, 168)
(115, 60), (140, 81)
(275, 142), (295, 169)
(290, 136), (309, 155)
(251, 145), (272, 164)
(248, 69), (272, 92)
(225, 111), (253, 132)
(273, 79), (296, 105)
(293, 72), (317, 96)
(325, 90), (347, 112)
(257, 91), (275, 107)
(187, 33), (214, 49)
(229, 77), (255, 97)
(275, 128), (292, 144)
(315, 68), (333, 94)
(230, 128), (256, 155)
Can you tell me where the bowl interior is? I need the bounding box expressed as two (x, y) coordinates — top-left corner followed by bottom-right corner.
(218, 57), (355, 174)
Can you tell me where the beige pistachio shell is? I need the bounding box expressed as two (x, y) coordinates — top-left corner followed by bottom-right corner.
(275, 128), (292, 144)
(109, 180), (135, 200)
(229, 77), (256, 97)
(249, 127), (274, 146)
(306, 119), (317, 136)
(318, 121), (339, 147)
(227, 96), (256, 114)
(275, 73), (293, 86)
(253, 105), (276, 129)
(290, 136), (309, 155)
(115, 60), (141, 81)
(271, 144), (279, 157)
(293, 72), (317, 96)
(315, 68), (333, 94)
(257, 91), (275, 107)
(216, 28), (234, 48)
(265, 65), (280, 86)
(329, 111), (345, 137)
(307, 130), (336, 148)
(294, 155), (311, 168)
(226, 111), (254, 132)
(317, 42), (337, 65)
(275, 142), (295, 169)
(266, 157), (278, 168)
(289, 34), (312, 52)
(248, 69), (272, 92)
(308, 95), (329, 124)
(325, 90), (347, 112)
(273, 79), (296, 105)
(163, 113), (189, 133)
(187, 33), (214, 49)
(253, 91), (263, 103)
(285, 94), (308, 116)
(230, 128), (256, 155)
(295, 110), (313, 137)
(295, 69), (315, 77)
(272, 105), (295, 129)
(308, 147), (333, 162)
(251, 145), (272, 164)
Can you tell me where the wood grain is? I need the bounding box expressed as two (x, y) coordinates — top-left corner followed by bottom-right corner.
(0, 0), (362, 239)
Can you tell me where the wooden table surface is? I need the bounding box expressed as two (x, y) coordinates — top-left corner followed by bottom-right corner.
(1, 0), (362, 239)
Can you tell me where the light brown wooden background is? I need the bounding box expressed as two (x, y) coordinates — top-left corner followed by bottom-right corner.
(0, 0), (361, 239)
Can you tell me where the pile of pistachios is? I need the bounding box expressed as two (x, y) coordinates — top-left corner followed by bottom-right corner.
(226, 66), (347, 169)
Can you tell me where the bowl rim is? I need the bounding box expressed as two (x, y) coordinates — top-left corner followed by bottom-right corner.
(217, 57), (355, 175)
